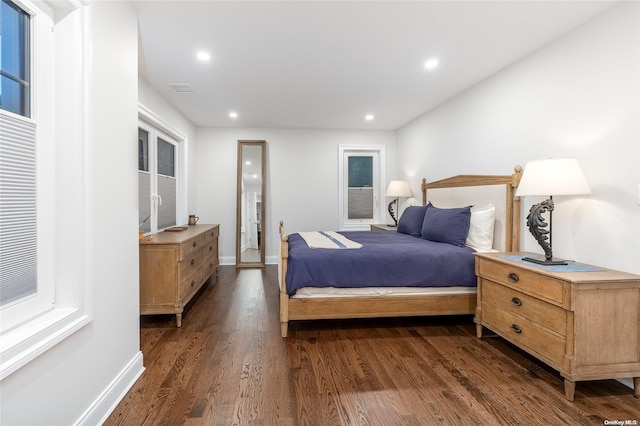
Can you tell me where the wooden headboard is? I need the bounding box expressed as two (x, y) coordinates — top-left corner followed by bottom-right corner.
(420, 166), (523, 252)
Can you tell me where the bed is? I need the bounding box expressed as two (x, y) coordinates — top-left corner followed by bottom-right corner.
(278, 166), (523, 337)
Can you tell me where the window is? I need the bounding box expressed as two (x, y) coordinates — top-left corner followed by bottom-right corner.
(1, 0), (91, 380)
(338, 145), (386, 230)
(1, 0), (36, 310)
(347, 156), (374, 219)
(0, 0), (30, 117)
(138, 127), (151, 232)
(138, 116), (183, 234)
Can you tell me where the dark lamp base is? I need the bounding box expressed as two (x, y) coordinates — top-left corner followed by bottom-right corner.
(522, 255), (568, 266)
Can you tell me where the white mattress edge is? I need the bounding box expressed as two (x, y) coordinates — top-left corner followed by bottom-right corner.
(291, 286), (477, 298)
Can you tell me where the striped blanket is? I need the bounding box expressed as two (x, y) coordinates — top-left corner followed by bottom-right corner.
(298, 231), (363, 249)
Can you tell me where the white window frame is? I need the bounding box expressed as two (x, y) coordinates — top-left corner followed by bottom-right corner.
(138, 104), (188, 232)
(0, 0), (92, 380)
(338, 145), (386, 231)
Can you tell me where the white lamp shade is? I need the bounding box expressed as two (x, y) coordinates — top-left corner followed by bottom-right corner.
(386, 180), (412, 197)
(515, 158), (591, 197)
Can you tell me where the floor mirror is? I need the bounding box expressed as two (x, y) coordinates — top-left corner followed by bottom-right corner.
(236, 140), (266, 267)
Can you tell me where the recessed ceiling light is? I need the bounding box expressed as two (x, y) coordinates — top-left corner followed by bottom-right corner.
(424, 58), (439, 70)
(229, 111), (238, 118)
(365, 114), (374, 121)
(196, 51), (211, 62)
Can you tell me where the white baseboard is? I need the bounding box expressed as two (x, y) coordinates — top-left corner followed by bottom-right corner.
(74, 351), (145, 426)
(219, 256), (235, 266)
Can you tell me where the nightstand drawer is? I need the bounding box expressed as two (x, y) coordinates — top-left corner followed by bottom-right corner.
(481, 280), (566, 336)
(482, 303), (565, 367)
(477, 258), (564, 305)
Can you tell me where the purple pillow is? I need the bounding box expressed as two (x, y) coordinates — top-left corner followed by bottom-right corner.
(397, 205), (428, 237)
(421, 204), (471, 246)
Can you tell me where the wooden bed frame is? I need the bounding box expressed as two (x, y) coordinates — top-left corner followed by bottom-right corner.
(278, 166), (523, 337)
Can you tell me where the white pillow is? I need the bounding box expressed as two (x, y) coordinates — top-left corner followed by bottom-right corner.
(466, 203), (496, 252)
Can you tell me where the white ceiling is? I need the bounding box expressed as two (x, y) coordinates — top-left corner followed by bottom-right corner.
(133, 1), (615, 130)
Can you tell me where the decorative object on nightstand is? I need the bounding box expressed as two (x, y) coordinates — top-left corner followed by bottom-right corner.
(515, 158), (590, 265)
(385, 180), (412, 227)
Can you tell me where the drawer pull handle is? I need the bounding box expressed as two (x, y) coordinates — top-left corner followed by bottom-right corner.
(191, 259), (195, 266)
(511, 324), (522, 334)
(210, 246), (213, 251)
(193, 241), (197, 247)
(191, 280), (195, 287)
(508, 273), (519, 283)
(511, 297), (522, 307)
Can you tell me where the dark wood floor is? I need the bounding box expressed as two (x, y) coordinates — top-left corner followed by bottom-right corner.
(106, 266), (639, 425)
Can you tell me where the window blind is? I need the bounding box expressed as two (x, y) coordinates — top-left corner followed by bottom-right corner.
(0, 112), (37, 307)
(348, 188), (374, 219)
(157, 175), (176, 229)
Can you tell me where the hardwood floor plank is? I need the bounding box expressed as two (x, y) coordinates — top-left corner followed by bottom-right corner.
(105, 266), (640, 425)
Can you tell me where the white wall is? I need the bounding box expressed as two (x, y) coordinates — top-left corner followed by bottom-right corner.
(0, 2), (142, 425)
(195, 128), (397, 264)
(397, 2), (640, 275)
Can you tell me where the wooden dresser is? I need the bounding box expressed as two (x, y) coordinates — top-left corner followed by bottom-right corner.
(474, 252), (640, 401)
(139, 224), (219, 326)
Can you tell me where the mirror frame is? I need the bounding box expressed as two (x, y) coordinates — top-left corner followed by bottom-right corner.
(236, 140), (266, 268)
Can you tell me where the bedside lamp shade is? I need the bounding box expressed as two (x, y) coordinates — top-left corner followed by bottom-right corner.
(385, 180), (412, 227)
(515, 158), (591, 197)
(386, 180), (412, 197)
(516, 158), (590, 265)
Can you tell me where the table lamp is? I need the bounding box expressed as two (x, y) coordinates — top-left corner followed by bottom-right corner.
(515, 158), (591, 265)
(386, 180), (412, 226)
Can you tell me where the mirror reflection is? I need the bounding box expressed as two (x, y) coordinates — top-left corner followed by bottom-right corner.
(236, 141), (266, 267)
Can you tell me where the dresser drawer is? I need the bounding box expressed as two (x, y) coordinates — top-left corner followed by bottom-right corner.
(482, 303), (566, 367)
(481, 280), (566, 336)
(180, 267), (203, 302)
(179, 234), (205, 260)
(204, 226), (219, 245)
(203, 257), (217, 280)
(477, 258), (565, 305)
(203, 243), (218, 278)
(204, 241), (217, 260)
(178, 249), (203, 281)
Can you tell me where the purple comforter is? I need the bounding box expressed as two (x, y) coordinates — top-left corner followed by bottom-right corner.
(285, 231), (476, 295)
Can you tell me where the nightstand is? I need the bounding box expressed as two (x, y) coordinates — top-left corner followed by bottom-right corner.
(370, 224), (397, 232)
(474, 252), (640, 401)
